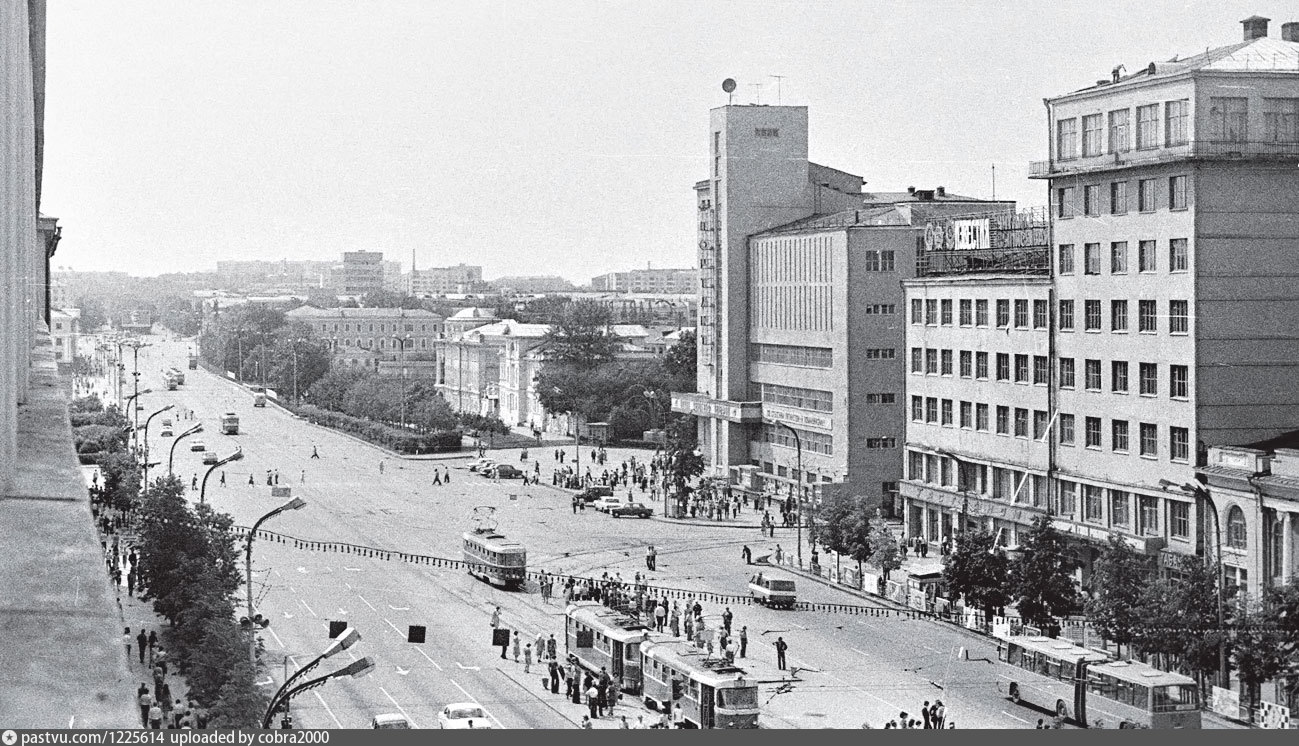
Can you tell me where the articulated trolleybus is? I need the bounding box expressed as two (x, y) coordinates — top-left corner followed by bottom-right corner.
(565, 602), (759, 729)
(462, 527), (526, 589)
(997, 634), (1201, 729)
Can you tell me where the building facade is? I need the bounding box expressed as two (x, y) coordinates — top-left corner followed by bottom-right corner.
(284, 306), (442, 374)
(50, 308), (79, 369)
(590, 267), (698, 294)
(335, 251), (401, 296)
(406, 264), (483, 297)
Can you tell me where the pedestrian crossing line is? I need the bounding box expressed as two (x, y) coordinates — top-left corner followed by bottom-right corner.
(449, 679), (505, 729)
(379, 686), (418, 729)
(312, 690), (342, 728)
(357, 594), (378, 611)
(268, 628), (285, 649)
(383, 617), (404, 636)
(299, 599), (317, 617)
(1002, 710), (1030, 724)
(416, 647), (443, 671)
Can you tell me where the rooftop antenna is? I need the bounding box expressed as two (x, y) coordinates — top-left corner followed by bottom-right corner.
(722, 78), (736, 104)
(749, 82), (762, 104)
(991, 164), (996, 200)
(769, 75), (786, 104)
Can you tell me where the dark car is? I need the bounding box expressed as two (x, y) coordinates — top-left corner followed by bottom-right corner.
(610, 502), (654, 519)
(576, 485), (614, 503)
(491, 464), (523, 479)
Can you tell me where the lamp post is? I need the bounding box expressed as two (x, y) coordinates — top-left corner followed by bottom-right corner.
(122, 339), (151, 453)
(140, 405), (175, 486)
(1159, 478), (1227, 688)
(770, 420), (804, 568)
(246, 497), (308, 665)
(937, 449), (972, 536)
(168, 423), (203, 475)
(391, 335), (410, 428)
(262, 628), (361, 728)
(199, 447), (244, 505)
(123, 389), (153, 457)
(261, 656), (374, 729)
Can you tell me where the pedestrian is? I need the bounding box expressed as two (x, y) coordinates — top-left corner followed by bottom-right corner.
(548, 660), (560, 694)
(191, 474), (197, 490)
(646, 545), (656, 571)
(444, 467), (452, 484)
(491, 605), (501, 628)
(654, 602), (666, 632)
(922, 700), (932, 729)
(586, 684), (600, 719)
(147, 630), (157, 654)
(512, 631), (521, 662)
(774, 544), (783, 564)
(311, 445), (319, 458)
(547, 633), (557, 662)
(742, 545), (752, 564)
(433, 471), (442, 486)
(524, 643), (533, 673)
(1035, 719), (1046, 729)
(127, 569), (136, 597)
(219, 471), (226, 487)
(248, 473), (255, 486)
(739, 626), (748, 658)
(124, 626), (132, 658)
(580, 716), (592, 729)
(148, 701), (164, 730)
(898, 712), (910, 729)
(619, 715), (630, 729)
(137, 685), (152, 727)
(933, 700), (946, 728)
(775, 636), (788, 670)
(722, 606), (733, 632)
(300, 469), (305, 483)
(379, 461), (384, 474)
(136, 630), (148, 664)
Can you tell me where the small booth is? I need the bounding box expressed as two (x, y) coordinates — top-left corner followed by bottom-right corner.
(581, 421), (610, 445)
(906, 570), (946, 613)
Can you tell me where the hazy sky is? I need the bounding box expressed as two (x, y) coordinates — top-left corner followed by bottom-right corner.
(41, 1), (1290, 281)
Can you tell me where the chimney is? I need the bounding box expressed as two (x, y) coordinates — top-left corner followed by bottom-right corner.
(1242, 15), (1270, 40)
(1284, 22), (1299, 42)
(936, 186), (946, 197)
(907, 186), (916, 194)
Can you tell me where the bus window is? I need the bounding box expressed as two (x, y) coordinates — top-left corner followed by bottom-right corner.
(1045, 658), (1062, 680)
(1087, 671), (1116, 699)
(1005, 645), (1021, 667)
(1152, 684), (1199, 712)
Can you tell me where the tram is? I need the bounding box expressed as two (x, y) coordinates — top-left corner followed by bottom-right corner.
(565, 601), (666, 694)
(462, 527), (526, 589)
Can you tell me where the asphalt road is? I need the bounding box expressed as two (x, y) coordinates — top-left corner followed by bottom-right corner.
(89, 335), (1210, 730)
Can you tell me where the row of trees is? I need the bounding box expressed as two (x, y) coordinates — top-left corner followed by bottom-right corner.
(817, 493), (903, 581)
(198, 305), (332, 401)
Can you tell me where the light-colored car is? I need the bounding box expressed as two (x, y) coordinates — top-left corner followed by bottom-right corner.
(593, 495), (625, 513)
(160, 428), (174, 438)
(202, 450), (219, 465)
(438, 702), (492, 729)
(468, 458), (496, 474)
(371, 714), (412, 729)
(190, 440), (206, 452)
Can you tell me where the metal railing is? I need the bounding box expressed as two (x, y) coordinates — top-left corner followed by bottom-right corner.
(1031, 138), (1299, 177)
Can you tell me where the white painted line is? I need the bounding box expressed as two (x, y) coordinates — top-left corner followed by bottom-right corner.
(792, 623), (807, 630)
(288, 586), (296, 594)
(923, 644), (945, 654)
(268, 628), (285, 649)
(449, 679), (504, 729)
(345, 583), (352, 591)
(379, 686), (418, 729)
(850, 647), (871, 658)
(312, 690), (342, 728)
(1002, 710), (1030, 724)
(299, 599), (317, 617)
(383, 617), (404, 635)
(357, 594), (377, 611)
(416, 647), (443, 671)
(819, 669), (901, 711)
(456, 662), (481, 671)
(345, 567), (361, 572)
(389, 605), (410, 611)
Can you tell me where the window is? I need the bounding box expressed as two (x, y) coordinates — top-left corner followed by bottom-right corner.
(1084, 243), (1101, 275)
(1263, 98), (1299, 143)
(1112, 420), (1130, 452)
(863, 250), (896, 271)
(940, 299), (953, 325)
(925, 398), (938, 423)
(1138, 240), (1157, 272)
(1108, 109), (1130, 153)
(1226, 506), (1248, 549)
(911, 396), (923, 421)
(863, 304), (895, 314)
(1110, 241), (1128, 274)
(925, 299), (938, 325)
(1209, 97), (1248, 143)
(1112, 361), (1129, 393)
(941, 349), (954, 376)
(1139, 363), (1158, 396)
(1057, 117), (1078, 159)
(941, 400), (954, 426)
(1136, 103), (1159, 149)
(1033, 299), (1048, 329)
(1085, 359), (1102, 390)
(996, 353), (1010, 381)
(996, 299), (1010, 327)
(911, 298), (923, 324)
(1138, 300), (1157, 332)
(750, 344), (834, 368)
(1033, 410), (1049, 440)
(975, 352), (989, 379)
(975, 299), (989, 327)
(1138, 179), (1157, 212)
(1111, 490), (1131, 526)
(1060, 358), (1076, 388)
(1081, 113), (1103, 156)
(1014, 408), (1029, 438)
(1138, 496), (1159, 536)
(1084, 184), (1101, 215)
(1014, 354), (1029, 383)
(925, 348), (938, 374)
(1084, 485), (1105, 523)
(960, 401), (972, 428)
(959, 350), (973, 378)
(1033, 356), (1049, 385)
(1085, 417), (1102, 448)
(1056, 187), (1075, 218)
(1059, 414), (1075, 445)
(1165, 100), (1189, 145)
(996, 406), (1010, 435)
(865, 437), (896, 449)
(959, 299), (972, 326)
(1110, 181), (1127, 214)
(1014, 299), (1029, 329)
(1111, 300), (1128, 332)
(1059, 480), (1077, 515)
(908, 451), (924, 480)
(1084, 300), (1101, 331)
(755, 127), (779, 137)
(976, 403), (989, 431)
(865, 393), (895, 404)
(1058, 244), (1074, 274)
(1169, 175), (1187, 210)
(1059, 300), (1074, 331)
(910, 347), (923, 373)
(1169, 300), (1188, 334)
(1139, 423), (1158, 457)
(1170, 365), (1188, 399)
(1170, 501), (1190, 539)
(1170, 238), (1188, 272)
(762, 424), (833, 455)
(755, 383), (834, 412)
(1170, 426), (1189, 463)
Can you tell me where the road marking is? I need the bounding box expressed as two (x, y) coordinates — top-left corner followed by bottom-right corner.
(312, 690), (342, 728)
(357, 594), (377, 611)
(449, 679), (504, 729)
(923, 644), (945, 654)
(1002, 710), (1030, 724)
(389, 604), (410, 611)
(296, 567), (309, 574)
(344, 567), (361, 572)
(395, 666), (410, 676)
(288, 586), (296, 594)
(383, 617), (404, 635)
(282, 612), (294, 620)
(416, 647), (443, 671)
(379, 686), (418, 728)
(337, 607), (348, 616)
(268, 628), (285, 649)
(255, 676), (274, 687)
(345, 583), (351, 591)
(814, 666), (902, 711)
(850, 647), (871, 658)
(792, 623), (807, 630)
(456, 662), (481, 671)
(299, 599), (317, 617)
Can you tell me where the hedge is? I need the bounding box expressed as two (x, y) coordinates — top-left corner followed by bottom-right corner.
(291, 404), (462, 454)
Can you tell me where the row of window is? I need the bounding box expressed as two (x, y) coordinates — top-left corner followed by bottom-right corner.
(909, 295), (1190, 335)
(1059, 299), (1188, 335)
(749, 343), (833, 369)
(862, 250), (895, 272)
(908, 348), (1190, 399)
(1056, 100), (1188, 160)
(1059, 239), (1187, 274)
(760, 423), (833, 455)
(316, 322), (431, 333)
(754, 382), (834, 413)
(911, 298), (1048, 329)
(335, 337), (432, 349)
(1058, 481), (1190, 539)
(1059, 359), (1189, 398)
(1057, 175), (1188, 219)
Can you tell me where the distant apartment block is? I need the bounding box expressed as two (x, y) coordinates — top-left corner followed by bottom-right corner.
(285, 306), (443, 374)
(407, 264), (483, 297)
(489, 275), (575, 294)
(591, 267), (698, 294)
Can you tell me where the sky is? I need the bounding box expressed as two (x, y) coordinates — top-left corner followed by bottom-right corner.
(41, 0), (1294, 282)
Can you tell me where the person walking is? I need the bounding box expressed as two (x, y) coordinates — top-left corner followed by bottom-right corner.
(548, 659), (560, 694)
(546, 633), (557, 662)
(646, 545), (656, 571)
(523, 643), (533, 673)
(310, 445), (319, 459)
(379, 461), (384, 474)
(123, 627), (132, 659)
(722, 606), (733, 633)
(147, 701), (164, 730)
(933, 700), (946, 728)
(136, 629), (148, 664)
(922, 700), (932, 729)
(774, 544), (783, 564)
(654, 602), (666, 632)
(490, 605), (501, 629)
(219, 471), (226, 487)
(739, 626), (748, 658)
(512, 631), (521, 662)
(137, 686), (152, 728)
(742, 545), (752, 564)
(586, 683), (600, 719)
(774, 636), (788, 670)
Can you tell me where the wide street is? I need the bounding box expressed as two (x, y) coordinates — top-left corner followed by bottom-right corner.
(106, 336), (1099, 729)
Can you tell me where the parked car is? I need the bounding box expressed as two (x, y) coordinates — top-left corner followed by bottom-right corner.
(190, 440), (206, 452)
(371, 714), (412, 729)
(468, 458), (496, 473)
(160, 428), (174, 438)
(202, 451), (218, 465)
(593, 495), (625, 513)
(610, 502), (654, 519)
(576, 485), (614, 503)
(438, 703), (493, 729)
(491, 464), (523, 479)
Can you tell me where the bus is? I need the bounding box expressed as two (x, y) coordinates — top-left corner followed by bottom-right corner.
(641, 639), (760, 729)
(462, 528), (526, 589)
(565, 601), (665, 694)
(997, 635), (1201, 729)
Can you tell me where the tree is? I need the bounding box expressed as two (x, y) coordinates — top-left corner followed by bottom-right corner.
(867, 514), (903, 581)
(304, 369), (370, 411)
(207, 657), (270, 728)
(99, 451), (142, 512)
(1085, 534), (1158, 654)
(662, 416), (703, 514)
(662, 330), (697, 391)
(1231, 581), (1299, 711)
(1138, 555), (1231, 691)
(1009, 515), (1080, 635)
(942, 530), (1010, 625)
(819, 491), (871, 577)
(265, 322), (332, 401)
(540, 301), (617, 366)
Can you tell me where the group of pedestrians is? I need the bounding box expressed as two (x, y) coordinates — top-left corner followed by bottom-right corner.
(880, 700), (953, 729)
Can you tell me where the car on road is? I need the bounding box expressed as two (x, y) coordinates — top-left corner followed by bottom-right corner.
(468, 458), (496, 473)
(576, 485), (614, 503)
(370, 714), (412, 729)
(190, 440), (206, 452)
(160, 428), (174, 438)
(593, 495), (626, 513)
(610, 502), (654, 519)
(437, 703), (492, 729)
(202, 451), (218, 465)
(490, 464), (523, 479)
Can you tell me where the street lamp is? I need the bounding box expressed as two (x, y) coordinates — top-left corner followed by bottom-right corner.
(122, 339), (151, 453)
(199, 447), (244, 504)
(391, 335), (411, 428)
(262, 627), (361, 728)
(140, 405), (175, 486)
(1158, 478), (1227, 687)
(123, 389), (153, 456)
(168, 423), (204, 475)
(769, 420), (804, 568)
(261, 656), (374, 729)
(246, 497), (308, 665)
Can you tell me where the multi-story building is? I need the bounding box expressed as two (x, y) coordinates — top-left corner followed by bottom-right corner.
(407, 264), (483, 297)
(284, 306), (442, 374)
(50, 308), (80, 370)
(335, 251), (390, 296)
(590, 267), (698, 294)
(214, 259), (335, 291)
(489, 275), (575, 294)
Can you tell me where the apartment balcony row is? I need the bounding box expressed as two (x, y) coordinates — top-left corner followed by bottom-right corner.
(1029, 138), (1299, 178)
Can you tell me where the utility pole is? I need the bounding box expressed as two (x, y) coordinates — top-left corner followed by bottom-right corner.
(122, 339), (150, 455)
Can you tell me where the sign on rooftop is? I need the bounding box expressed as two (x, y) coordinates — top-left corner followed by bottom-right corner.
(923, 208), (1049, 252)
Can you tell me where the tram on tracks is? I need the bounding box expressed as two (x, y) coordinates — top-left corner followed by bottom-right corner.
(462, 527), (526, 589)
(564, 603), (760, 729)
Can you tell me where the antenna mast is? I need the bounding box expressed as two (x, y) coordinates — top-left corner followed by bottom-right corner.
(769, 75), (785, 105)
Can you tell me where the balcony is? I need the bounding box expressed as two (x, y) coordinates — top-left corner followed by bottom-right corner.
(1029, 138), (1299, 178)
